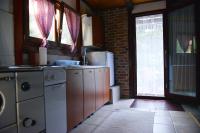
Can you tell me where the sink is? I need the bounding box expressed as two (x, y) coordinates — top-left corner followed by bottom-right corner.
(54, 60), (80, 66)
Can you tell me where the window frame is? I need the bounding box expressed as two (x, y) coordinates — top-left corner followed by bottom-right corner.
(24, 0), (81, 54)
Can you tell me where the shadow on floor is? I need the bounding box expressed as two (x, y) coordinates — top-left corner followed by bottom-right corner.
(130, 99), (184, 111)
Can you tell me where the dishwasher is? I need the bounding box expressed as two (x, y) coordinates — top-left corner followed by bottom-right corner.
(43, 67), (67, 133)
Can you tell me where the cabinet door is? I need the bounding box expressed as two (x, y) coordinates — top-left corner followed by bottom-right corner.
(83, 69), (96, 119)
(66, 70), (84, 130)
(104, 68), (110, 104)
(95, 68), (104, 110)
(92, 16), (104, 47)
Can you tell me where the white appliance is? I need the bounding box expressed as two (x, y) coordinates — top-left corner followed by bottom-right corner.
(86, 51), (115, 86)
(0, 73), (17, 133)
(44, 67), (67, 133)
(16, 71), (45, 133)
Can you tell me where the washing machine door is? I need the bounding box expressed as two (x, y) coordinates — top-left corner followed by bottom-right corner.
(0, 73), (16, 129)
(0, 92), (5, 115)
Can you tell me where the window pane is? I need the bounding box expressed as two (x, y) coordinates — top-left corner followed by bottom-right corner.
(29, 0), (55, 41)
(61, 14), (73, 45)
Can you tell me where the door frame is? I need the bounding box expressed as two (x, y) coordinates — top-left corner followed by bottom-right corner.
(128, 9), (167, 99)
(128, 1), (200, 104)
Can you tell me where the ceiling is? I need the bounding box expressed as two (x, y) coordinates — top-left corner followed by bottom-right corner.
(85, 0), (161, 9)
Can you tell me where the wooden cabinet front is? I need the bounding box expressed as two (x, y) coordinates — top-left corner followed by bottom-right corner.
(95, 68), (104, 110)
(104, 68), (110, 104)
(82, 15), (104, 48)
(66, 70), (84, 130)
(92, 16), (104, 47)
(83, 69), (96, 119)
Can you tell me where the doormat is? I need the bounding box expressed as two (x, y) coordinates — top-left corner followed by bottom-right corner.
(130, 99), (184, 111)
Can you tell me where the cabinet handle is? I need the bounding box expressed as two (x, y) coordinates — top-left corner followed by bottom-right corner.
(74, 72), (79, 75)
(89, 70), (92, 73)
(21, 82), (31, 91)
(0, 76), (15, 81)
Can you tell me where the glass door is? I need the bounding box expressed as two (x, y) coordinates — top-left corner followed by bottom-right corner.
(168, 4), (197, 98)
(136, 14), (165, 97)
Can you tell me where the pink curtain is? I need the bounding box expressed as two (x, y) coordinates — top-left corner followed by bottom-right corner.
(32, 0), (54, 47)
(64, 8), (80, 52)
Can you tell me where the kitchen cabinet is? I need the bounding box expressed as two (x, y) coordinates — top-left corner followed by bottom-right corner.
(95, 68), (104, 110)
(92, 16), (104, 47)
(66, 67), (110, 131)
(66, 70), (84, 130)
(82, 14), (104, 47)
(83, 69), (96, 119)
(104, 68), (110, 104)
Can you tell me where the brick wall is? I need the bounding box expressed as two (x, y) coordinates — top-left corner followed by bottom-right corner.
(100, 8), (130, 98)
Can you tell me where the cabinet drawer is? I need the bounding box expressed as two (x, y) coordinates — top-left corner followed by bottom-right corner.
(16, 72), (43, 102)
(17, 97), (45, 133)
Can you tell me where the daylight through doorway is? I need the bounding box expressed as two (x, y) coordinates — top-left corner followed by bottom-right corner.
(136, 14), (164, 97)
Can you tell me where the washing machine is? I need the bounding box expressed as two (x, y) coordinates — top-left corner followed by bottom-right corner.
(0, 73), (17, 133)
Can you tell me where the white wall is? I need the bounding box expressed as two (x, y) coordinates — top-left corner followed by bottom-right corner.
(0, 0), (15, 65)
(132, 0), (166, 14)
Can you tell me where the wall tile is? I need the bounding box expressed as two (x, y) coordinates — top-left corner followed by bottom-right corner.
(47, 54), (72, 65)
(0, 0), (13, 13)
(0, 55), (15, 66)
(0, 10), (14, 56)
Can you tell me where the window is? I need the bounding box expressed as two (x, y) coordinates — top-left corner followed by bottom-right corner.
(28, 0), (75, 46)
(29, 0), (55, 41)
(61, 13), (73, 45)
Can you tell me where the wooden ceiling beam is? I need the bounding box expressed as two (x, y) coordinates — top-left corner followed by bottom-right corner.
(85, 0), (161, 9)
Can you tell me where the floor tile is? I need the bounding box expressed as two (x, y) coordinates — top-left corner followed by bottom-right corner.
(170, 111), (190, 118)
(93, 109), (113, 118)
(97, 121), (153, 133)
(69, 99), (200, 133)
(93, 127), (124, 133)
(83, 115), (106, 126)
(172, 116), (197, 127)
(69, 123), (96, 133)
(154, 116), (173, 125)
(153, 124), (176, 133)
(175, 125), (200, 133)
(130, 99), (184, 111)
(155, 111), (171, 117)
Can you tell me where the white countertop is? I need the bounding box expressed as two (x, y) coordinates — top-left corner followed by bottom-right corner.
(64, 65), (108, 69)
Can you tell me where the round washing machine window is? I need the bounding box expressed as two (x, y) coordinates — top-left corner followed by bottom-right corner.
(0, 91), (5, 115)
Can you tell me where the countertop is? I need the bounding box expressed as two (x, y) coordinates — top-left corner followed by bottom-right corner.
(64, 65), (108, 70)
(0, 65), (108, 72)
(0, 66), (44, 72)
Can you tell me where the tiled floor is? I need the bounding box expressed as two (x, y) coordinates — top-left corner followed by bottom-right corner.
(130, 99), (184, 111)
(70, 99), (200, 133)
